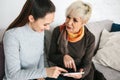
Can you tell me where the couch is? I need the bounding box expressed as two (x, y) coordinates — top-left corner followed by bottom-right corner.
(0, 42), (5, 80)
(0, 20), (120, 80)
(86, 20), (120, 80)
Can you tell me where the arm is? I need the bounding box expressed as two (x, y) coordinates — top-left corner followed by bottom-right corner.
(3, 31), (47, 80)
(80, 33), (95, 78)
(48, 27), (64, 66)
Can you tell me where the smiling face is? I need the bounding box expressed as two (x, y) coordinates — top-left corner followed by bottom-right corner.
(65, 15), (85, 33)
(28, 12), (55, 32)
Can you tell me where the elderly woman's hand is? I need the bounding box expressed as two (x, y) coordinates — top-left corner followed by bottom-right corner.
(63, 54), (76, 71)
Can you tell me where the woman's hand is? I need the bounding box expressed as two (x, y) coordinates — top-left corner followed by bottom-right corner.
(63, 54), (76, 71)
(46, 66), (68, 79)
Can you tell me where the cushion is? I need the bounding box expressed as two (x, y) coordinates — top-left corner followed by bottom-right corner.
(111, 23), (120, 32)
(0, 42), (5, 79)
(86, 20), (113, 53)
(92, 29), (120, 71)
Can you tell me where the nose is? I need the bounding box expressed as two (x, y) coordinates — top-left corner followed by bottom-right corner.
(67, 19), (73, 26)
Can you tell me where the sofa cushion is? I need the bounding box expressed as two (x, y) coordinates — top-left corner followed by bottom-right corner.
(93, 29), (120, 71)
(111, 23), (120, 32)
(86, 20), (113, 54)
(0, 42), (5, 79)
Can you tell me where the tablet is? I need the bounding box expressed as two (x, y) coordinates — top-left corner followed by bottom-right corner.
(61, 72), (84, 76)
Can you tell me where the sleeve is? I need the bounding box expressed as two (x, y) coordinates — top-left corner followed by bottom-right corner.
(48, 27), (64, 66)
(3, 31), (47, 80)
(80, 33), (95, 78)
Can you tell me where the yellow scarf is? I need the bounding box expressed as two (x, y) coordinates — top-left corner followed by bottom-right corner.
(67, 27), (84, 42)
(59, 24), (84, 43)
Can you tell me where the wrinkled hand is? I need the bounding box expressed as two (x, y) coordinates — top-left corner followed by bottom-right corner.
(46, 66), (68, 78)
(63, 54), (76, 71)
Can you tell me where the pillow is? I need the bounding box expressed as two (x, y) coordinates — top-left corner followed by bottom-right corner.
(93, 29), (120, 71)
(0, 42), (5, 79)
(86, 20), (113, 54)
(111, 23), (120, 32)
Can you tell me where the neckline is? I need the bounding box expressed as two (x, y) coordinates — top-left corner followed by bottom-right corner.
(25, 23), (44, 35)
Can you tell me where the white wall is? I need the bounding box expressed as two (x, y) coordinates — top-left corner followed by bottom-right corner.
(0, 0), (120, 41)
(52, 0), (120, 28)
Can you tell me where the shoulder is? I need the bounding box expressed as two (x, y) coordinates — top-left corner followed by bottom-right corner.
(50, 26), (61, 41)
(52, 26), (60, 36)
(4, 28), (17, 38)
(53, 26), (60, 33)
(84, 26), (95, 42)
(4, 26), (26, 39)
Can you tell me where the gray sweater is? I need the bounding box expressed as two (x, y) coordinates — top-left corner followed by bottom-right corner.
(3, 24), (47, 80)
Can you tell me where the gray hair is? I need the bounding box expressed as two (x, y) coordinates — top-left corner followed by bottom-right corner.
(66, 0), (92, 22)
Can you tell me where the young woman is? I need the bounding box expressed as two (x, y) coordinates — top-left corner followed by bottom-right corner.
(3, 0), (67, 80)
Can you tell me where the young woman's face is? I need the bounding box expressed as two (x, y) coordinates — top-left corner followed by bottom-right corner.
(29, 13), (55, 32)
(65, 15), (85, 33)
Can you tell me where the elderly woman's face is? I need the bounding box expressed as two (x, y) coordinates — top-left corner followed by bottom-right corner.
(65, 15), (85, 33)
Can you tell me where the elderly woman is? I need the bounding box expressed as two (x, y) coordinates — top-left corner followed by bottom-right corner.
(48, 0), (106, 80)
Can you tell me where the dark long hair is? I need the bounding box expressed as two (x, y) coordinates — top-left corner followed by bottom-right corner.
(7, 0), (55, 30)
